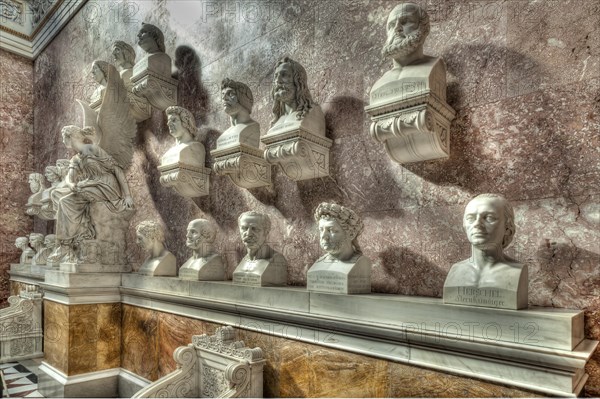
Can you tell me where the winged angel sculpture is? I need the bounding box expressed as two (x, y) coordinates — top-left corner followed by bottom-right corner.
(48, 61), (137, 265)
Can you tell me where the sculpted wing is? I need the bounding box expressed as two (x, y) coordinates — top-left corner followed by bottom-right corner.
(77, 99), (102, 144)
(96, 63), (137, 169)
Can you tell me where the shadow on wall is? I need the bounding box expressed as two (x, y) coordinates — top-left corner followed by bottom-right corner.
(173, 45), (209, 125)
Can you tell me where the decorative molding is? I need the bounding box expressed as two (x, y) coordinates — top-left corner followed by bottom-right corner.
(0, 0), (87, 59)
(212, 144), (271, 189)
(0, 286), (43, 363)
(158, 162), (211, 198)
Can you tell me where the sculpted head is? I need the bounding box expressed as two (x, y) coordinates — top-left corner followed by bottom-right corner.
(44, 234), (56, 249)
(382, 2), (430, 61)
(463, 194), (516, 250)
(136, 221), (165, 252)
(28, 173), (44, 193)
(15, 237), (29, 250)
(238, 211), (270, 251)
(186, 219), (216, 251)
(44, 165), (60, 183)
(137, 22), (165, 53)
(91, 60), (109, 85)
(314, 203), (363, 257)
(271, 56), (314, 125)
(165, 106), (197, 143)
(112, 41), (136, 69)
(62, 126), (96, 149)
(29, 233), (44, 248)
(221, 78), (254, 117)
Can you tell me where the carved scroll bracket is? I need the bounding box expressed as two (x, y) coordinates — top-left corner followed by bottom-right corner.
(159, 162), (211, 198)
(261, 129), (332, 181)
(131, 71), (178, 111)
(212, 145), (271, 189)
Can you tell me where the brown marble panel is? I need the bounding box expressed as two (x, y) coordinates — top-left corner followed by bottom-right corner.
(121, 304), (159, 381)
(96, 303), (122, 371)
(68, 304), (99, 375)
(388, 361), (540, 397)
(43, 300), (69, 373)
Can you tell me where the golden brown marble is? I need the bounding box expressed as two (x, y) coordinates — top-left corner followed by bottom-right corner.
(121, 305), (159, 381)
(44, 300), (69, 373)
(68, 304), (99, 374)
(97, 303), (121, 371)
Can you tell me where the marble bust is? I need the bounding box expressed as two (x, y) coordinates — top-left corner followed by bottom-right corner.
(89, 60), (108, 109)
(160, 106), (205, 168)
(15, 237), (34, 264)
(443, 194), (528, 310)
(135, 221), (176, 277)
(217, 78), (260, 149)
(178, 219), (225, 281)
(112, 40), (136, 89)
(134, 22), (171, 78)
(365, 2), (455, 163)
(307, 203), (372, 294)
(232, 211), (287, 286)
(39, 165), (61, 219)
(40, 234), (57, 267)
(30, 233), (47, 266)
(25, 173), (46, 216)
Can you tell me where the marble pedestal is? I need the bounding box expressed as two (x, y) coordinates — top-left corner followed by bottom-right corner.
(158, 162), (211, 197)
(232, 257), (287, 287)
(178, 255), (225, 281)
(131, 64), (177, 111)
(212, 144), (271, 189)
(307, 255), (371, 294)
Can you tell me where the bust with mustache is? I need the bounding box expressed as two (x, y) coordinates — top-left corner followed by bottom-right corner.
(369, 2), (448, 106)
(178, 219), (225, 280)
(233, 211), (287, 287)
(443, 194), (528, 310)
(307, 203), (372, 294)
(160, 106), (205, 169)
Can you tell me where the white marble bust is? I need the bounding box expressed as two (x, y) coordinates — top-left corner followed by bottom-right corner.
(15, 237), (34, 264)
(160, 106), (205, 167)
(112, 40), (136, 90)
(133, 22), (172, 79)
(216, 78), (260, 149)
(40, 165), (60, 218)
(443, 194), (528, 309)
(369, 2), (447, 105)
(307, 203), (372, 294)
(233, 211), (287, 286)
(266, 57), (325, 137)
(178, 219), (225, 281)
(135, 221), (176, 277)
(89, 60), (109, 108)
(25, 173), (45, 215)
(30, 233), (47, 266)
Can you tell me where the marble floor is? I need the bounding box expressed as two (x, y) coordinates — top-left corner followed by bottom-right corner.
(0, 359), (44, 398)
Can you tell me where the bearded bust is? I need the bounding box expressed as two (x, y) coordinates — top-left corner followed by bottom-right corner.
(369, 2), (447, 106)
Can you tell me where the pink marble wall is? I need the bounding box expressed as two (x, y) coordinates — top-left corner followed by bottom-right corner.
(0, 49), (34, 307)
(31, 0), (599, 395)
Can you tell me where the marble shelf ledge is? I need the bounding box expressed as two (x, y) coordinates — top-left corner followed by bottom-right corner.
(9, 265), (47, 286)
(119, 275), (597, 397)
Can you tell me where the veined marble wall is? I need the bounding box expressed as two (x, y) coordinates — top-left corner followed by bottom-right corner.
(24, 0), (600, 395)
(0, 49), (34, 308)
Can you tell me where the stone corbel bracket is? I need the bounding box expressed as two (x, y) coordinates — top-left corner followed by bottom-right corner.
(261, 129), (333, 181)
(211, 144), (272, 189)
(131, 71), (178, 111)
(159, 162), (210, 198)
(365, 93), (456, 164)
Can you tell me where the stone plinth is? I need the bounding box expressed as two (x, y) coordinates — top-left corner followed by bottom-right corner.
(178, 255), (225, 281)
(212, 144), (271, 189)
(232, 256), (287, 287)
(307, 255), (371, 294)
(158, 163), (210, 198)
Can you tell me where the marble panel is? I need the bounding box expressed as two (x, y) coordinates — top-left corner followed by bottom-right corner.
(96, 303), (122, 371)
(585, 306), (600, 396)
(44, 300), (69, 373)
(121, 304), (159, 381)
(68, 304), (99, 375)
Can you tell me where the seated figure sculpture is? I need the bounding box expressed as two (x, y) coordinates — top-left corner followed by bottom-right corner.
(135, 221), (176, 277)
(178, 219), (225, 281)
(261, 57), (331, 181)
(307, 203), (372, 294)
(158, 106), (210, 197)
(25, 173), (46, 216)
(211, 78), (271, 188)
(365, 2), (455, 163)
(233, 211), (287, 286)
(131, 22), (177, 111)
(443, 194), (528, 310)
(15, 237), (34, 264)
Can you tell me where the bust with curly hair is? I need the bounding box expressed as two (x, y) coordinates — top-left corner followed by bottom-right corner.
(15, 237), (34, 264)
(135, 220), (176, 277)
(233, 211), (287, 287)
(443, 194), (527, 310)
(26, 172), (46, 215)
(267, 56), (325, 138)
(179, 219), (225, 281)
(161, 106), (205, 168)
(307, 203), (372, 294)
(216, 78), (260, 149)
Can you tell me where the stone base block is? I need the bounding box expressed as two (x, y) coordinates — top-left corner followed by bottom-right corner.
(38, 362), (119, 398)
(212, 145), (272, 188)
(232, 258), (287, 287)
(307, 256), (371, 294)
(158, 162), (211, 197)
(60, 262), (129, 273)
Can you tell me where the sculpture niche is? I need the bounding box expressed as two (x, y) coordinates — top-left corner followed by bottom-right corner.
(179, 219), (225, 281)
(443, 194), (528, 310)
(131, 23), (178, 111)
(261, 57), (332, 181)
(112, 40), (152, 121)
(159, 106), (211, 197)
(365, 2), (456, 163)
(135, 221), (176, 277)
(132, 326), (265, 398)
(233, 211), (287, 287)
(307, 203), (372, 294)
(25, 173), (46, 216)
(212, 78), (271, 188)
